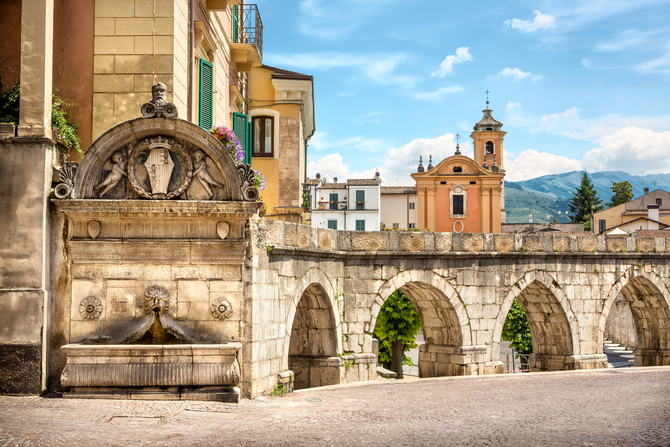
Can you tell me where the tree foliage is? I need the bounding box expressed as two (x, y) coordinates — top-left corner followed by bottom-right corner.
(501, 299), (533, 354)
(607, 180), (634, 208)
(373, 290), (422, 368)
(568, 173), (603, 223)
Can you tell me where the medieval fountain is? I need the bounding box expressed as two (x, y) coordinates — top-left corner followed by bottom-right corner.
(54, 83), (260, 402)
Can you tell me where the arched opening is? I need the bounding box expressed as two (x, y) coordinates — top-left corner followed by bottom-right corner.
(485, 141), (494, 154)
(498, 279), (574, 371)
(603, 295), (636, 367)
(499, 299), (532, 373)
(613, 276), (670, 366)
(288, 283), (338, 389)
(374, 274), (471, 378)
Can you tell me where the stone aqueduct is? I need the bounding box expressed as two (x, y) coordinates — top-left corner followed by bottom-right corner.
(249, 219), (670, 395)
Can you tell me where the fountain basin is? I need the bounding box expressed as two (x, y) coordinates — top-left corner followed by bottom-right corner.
(60, 342), (241, 402)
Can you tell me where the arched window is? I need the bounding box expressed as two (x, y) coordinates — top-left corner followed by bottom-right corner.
(485, 141), (494, 154)
(453, 166), (463, 173)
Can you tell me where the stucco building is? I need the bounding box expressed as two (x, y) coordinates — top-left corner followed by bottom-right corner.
(380, 186), (417, 230)
(412, 103), (506, 233)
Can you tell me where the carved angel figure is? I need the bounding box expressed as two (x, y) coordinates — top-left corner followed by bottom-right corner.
(94, 151), (127, 198)
(193, 150), (223, 198)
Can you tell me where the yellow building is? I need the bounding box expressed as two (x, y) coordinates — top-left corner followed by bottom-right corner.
(0, 0), (263, 153)
(411, 103), (506, 233)
(248, 66), (315, 222)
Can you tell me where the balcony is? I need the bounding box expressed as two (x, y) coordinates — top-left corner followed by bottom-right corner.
(230, 4), (263, 72)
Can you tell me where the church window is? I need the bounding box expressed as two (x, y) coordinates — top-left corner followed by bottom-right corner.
(452, 195), (464, 215)
(485, 141), (494, 154)
(453, 166), (463, 173)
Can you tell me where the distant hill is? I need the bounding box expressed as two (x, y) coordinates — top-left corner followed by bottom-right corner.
(504, 171), (670, 223)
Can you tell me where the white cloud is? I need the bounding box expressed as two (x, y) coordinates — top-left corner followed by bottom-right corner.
(582, 127), (670, 174)
(308, 133), (473, 186)
(494, 67), (542, 81)
(298, 0), (394, 39)
(504, 10), (556, 33)
(266, 52), (419, 86)
(505, 150), (583, 182)
(532, 107), (670, 141)
(431, 47), (474, 78)
(504, 102), (535, 126)
(411, 85), (464, 101)
(506, 127), (670, 181)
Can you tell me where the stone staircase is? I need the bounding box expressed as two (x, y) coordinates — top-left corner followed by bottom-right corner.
(603, 339), (635, 368)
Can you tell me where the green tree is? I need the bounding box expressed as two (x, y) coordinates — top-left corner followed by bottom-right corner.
(569, 173), (603, 224)
(501, 299), (532, 354)
(373, 290), (422, 379)
(607, 180), (634, 208)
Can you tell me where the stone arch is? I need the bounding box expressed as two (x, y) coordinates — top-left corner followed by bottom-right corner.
(494, 270), (579, 369)
(374, 269), (470, 348)
(73, 117), (243, 200)
(282, 268), (341, 389)
(599, 267), (670, 366)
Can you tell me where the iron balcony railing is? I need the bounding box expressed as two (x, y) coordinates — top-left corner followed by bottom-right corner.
(232, 4), (263, 60)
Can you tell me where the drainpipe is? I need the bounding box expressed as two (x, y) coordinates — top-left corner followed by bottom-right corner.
(188, 0), (194, 122)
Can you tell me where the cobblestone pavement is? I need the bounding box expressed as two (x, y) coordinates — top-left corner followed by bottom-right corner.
(1, 367), (669, 447)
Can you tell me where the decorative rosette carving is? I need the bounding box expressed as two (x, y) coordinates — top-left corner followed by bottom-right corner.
(54, 162), (78, 199)
(60, 366), (70, 387)
(211, 298), (233, 320)
(144, 285), (170, 314)
(79, 296), (103, 320)
(237, 164), (259, 201)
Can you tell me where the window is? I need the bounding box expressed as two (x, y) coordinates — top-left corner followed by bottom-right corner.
(656, 198), (663, 207)
(252, 116), (274, 157)
(393, 223), (399, 229)
(409, 202), (415, 210)
(485, 141), (494, 154)
(198, 58), (214, 130)
(469, 181), (476, 185)
(355, 220), (366, 231)
(452, 194), (464, 215)
(329, 193), (338, 210)
(356, 190), (365, 210)
(327, 220), (337, 230)
(599, 219), (606, 233)
(408, 223), (416, 229)
(453, 166), (462, 173)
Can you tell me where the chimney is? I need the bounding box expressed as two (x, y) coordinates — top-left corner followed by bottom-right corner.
(648, 204), (660, 224)
(644, 187), (650, 195)
(333, 177), (338, 183)
(316, 173), (321, 180)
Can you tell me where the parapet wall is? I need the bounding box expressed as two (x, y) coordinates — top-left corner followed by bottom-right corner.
(264, 219), (668, 255)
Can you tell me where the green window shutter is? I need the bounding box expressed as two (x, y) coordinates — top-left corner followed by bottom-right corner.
(327, 220), (337, 230)
(356, 220), (365, 231)
(329, 193), (338, 210)
(246, 120), (252, 164)
(232, 112), (249, 163)
(198, 58), (213, 130)
(356, 190), (365, 210)
(232, 6), (239, 43)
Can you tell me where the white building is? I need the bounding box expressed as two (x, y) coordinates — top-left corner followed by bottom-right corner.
(306, 174), (381, 231)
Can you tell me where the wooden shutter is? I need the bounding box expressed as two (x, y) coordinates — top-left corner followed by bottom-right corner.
(356, 190), (365, 210)
(198, 58), (213, 130)
(356, 220), (365, 231)
(329, 193), (338, 210)
(232, 112), (249, 163)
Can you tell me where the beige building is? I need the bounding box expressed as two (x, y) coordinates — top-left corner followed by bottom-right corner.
(380, 186), (417, 229)
(593, 188), (670, 234)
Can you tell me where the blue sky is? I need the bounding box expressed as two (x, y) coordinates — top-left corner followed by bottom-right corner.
(255, 0), (670, 185)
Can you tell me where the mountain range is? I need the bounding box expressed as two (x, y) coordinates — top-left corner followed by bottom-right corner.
(504, 171), (670, 224)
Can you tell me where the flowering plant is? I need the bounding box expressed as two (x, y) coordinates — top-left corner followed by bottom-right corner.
(210, 125), (244, 164)
(209, 125), (266, 191)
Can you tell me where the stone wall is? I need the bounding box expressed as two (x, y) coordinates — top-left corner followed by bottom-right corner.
(241, 219), (670, 396)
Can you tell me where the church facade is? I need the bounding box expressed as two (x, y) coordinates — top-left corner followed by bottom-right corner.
(412, 104), (506, 233)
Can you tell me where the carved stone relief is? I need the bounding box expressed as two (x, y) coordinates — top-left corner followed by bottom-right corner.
(216, 222), (230, 239)
(211, 298), (233, 320)
(79, 296), (103, 320)
(94, 151), (128, 199)
(140, 82), (178, 118)
(54, 162), (78, 199)
(87, 221), (100, 239)
(144, 285), (170, 314)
